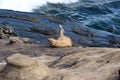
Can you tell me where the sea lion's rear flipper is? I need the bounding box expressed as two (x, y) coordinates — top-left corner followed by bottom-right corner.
(59, 24), (64, 36)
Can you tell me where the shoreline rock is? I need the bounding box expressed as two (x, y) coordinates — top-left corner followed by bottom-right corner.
(0, 26), (18, 39)
(0, 53), (51, 80)
(0, 39), (119, 80)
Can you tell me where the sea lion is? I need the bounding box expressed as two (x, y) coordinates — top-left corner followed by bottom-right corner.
(48, 25), (73, 48)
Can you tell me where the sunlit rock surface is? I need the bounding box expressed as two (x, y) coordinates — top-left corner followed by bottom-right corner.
(0, 39), (119, 80)
(0, 53), (51, 80)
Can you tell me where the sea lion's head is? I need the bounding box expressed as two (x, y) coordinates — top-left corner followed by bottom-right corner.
(48, 38), (56, 46)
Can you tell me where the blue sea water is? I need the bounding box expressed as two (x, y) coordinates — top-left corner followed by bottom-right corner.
(33, 0), (120, 35)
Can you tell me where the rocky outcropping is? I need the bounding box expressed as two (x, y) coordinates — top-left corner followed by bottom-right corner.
(0, 39), (119, 80)
(29, 26), (57, 35)
(1, 9), (120, 47)
(0, 26), (17, 39)
(0, 53), (51, 80)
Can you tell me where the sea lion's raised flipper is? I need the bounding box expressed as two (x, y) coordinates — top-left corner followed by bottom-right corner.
(59, 24), (64, 36)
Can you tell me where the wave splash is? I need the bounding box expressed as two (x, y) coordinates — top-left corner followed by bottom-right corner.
(0, 0), (78, 12)
(33, 0), (120, 35)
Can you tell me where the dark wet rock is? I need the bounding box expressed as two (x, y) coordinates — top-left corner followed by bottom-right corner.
(1, 9), (120, 47)
(70, 26), (120, 47)
(72, 27), (96, 37)
(1, 21), (9, 26)
(108, 35), (120, 44)
(49, 16), (68, 24)
(0, 53), (51, 80)
(0, 26), (18, 39)
(0, 13), (40, 23)
(29, 26), (57, 35)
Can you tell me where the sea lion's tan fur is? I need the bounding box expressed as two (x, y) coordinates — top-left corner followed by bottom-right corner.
(48, 25), (72, 48)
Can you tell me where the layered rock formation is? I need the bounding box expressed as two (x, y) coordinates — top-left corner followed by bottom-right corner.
(0, 53), (51, 80)
(0, 39), (120, 80)
(1, 9), (120, 47)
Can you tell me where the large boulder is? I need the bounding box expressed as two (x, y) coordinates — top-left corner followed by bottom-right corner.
(0, 53), (51, 80)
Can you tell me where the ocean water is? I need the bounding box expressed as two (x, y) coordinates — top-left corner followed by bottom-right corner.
(33, 0), (120, 35)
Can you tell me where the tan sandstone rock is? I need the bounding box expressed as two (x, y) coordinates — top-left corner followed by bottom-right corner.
(0, 53), (51, 80)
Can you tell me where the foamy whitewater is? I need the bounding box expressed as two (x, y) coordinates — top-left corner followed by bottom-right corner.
(0, 0), (78, 12)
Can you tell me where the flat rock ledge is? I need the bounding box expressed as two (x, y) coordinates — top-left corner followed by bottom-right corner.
(0, 53), (51, 80)
(0, 39), (120, 80)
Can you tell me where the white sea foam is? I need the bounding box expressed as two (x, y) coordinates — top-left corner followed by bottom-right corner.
(0, 0), (78, 12)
